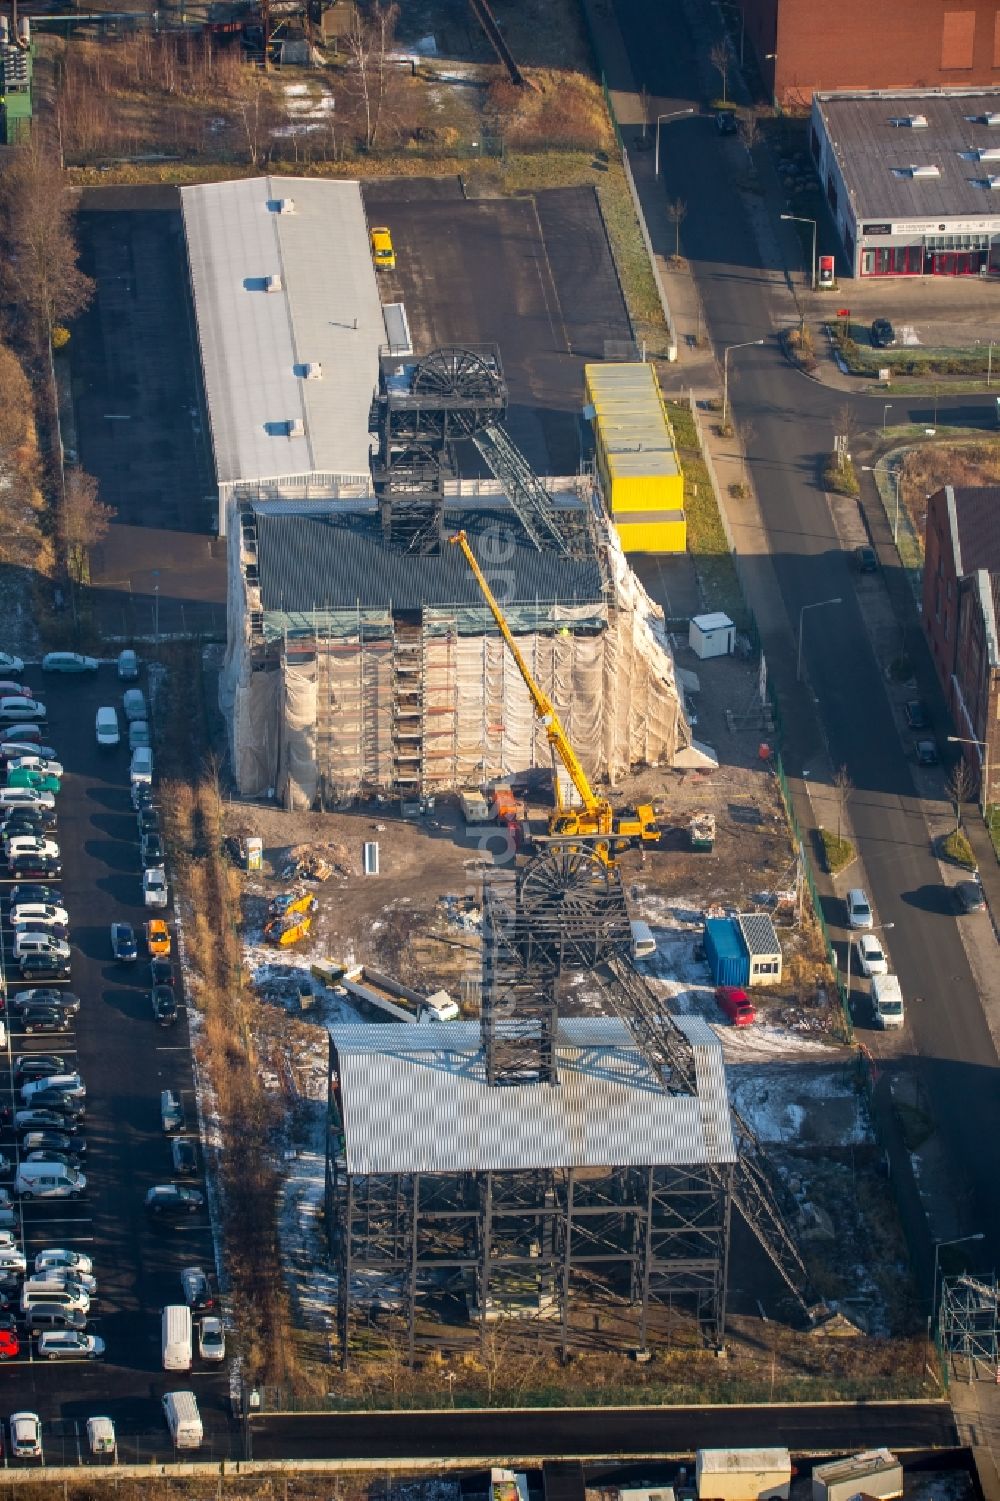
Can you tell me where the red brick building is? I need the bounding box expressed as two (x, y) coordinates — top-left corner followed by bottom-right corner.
(922, 485), (1000, 804)
(740, 0), (1000, 106)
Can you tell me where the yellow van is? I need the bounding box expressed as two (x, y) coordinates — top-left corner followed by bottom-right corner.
(370, 226), (395, 270)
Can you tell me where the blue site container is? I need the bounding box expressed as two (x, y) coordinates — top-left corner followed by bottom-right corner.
(704, 916), (750, 987)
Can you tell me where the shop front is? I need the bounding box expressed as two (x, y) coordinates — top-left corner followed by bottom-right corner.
(857, 220), (1000, 277)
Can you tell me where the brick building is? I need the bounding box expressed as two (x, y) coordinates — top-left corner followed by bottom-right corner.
(922, 485), (1000, 804)
(740, 0), (1000, 107)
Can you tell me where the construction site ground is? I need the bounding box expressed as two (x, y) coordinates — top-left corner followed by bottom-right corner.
(206, 642), (928, 1399)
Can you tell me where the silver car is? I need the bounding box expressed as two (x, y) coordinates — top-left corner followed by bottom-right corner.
(37, 1330), (104, 1360)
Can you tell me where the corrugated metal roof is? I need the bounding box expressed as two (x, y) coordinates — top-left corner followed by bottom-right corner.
(816, 89), (1000, 220)
(181, 176), (384, 488)
(331, 1015), (737, 1175)
(737, 912), (781, 958)
(704, 915), (743, 960)
(586, 362), (680, 466)
(252, 500), (605, 613)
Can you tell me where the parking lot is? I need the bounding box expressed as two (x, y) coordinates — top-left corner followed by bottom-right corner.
(0, 665), (234, 1462)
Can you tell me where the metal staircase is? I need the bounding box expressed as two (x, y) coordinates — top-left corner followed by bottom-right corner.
(473, 423), (571, 556)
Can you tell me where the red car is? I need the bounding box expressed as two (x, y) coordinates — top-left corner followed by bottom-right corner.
(0, 1319), (20, 1361)
(716, 985), (756, 1026)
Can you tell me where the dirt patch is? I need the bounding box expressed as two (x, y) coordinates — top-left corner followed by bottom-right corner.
(898, 437), (1000, 554)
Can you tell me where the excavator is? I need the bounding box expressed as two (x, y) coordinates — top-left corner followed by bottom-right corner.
(264, 891), (317, 947)
(450, 530), (660, 864)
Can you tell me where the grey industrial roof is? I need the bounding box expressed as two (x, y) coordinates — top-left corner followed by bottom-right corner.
(181, 176), (384, 488)
(736, 912), (781, 958)
(252, 500), (604, 612)
(330, 1015), (737, 1175)
(816, 90), (1000, 221)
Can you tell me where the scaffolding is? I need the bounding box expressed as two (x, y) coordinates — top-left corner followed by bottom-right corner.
(939, 1274), (1000, 1381)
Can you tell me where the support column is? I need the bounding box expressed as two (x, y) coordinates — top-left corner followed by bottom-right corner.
(560, 1170), (575, 1362)
(480, 1173), (494, 1353)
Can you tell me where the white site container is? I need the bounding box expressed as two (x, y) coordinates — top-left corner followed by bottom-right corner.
(689, 612), (735, 660)
(812, 1450), (903, 1501)
(696, 1448), (792, 1501)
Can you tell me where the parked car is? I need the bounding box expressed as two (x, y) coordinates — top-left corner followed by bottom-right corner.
(904, 699), (930, 730)
(37, 1330), (104, 1361)
(95, 706), (120, 748)
(17, 1007), (72, 1035)
(18, 957), (71, 984)
(141, 833), (165, 869)
(160, 1090), (185, 1132)
(7, 768), (60, 794)
(41, 652), (98, 673)
(9, 858), (63, 885)
(7, 884), (61, 909)
(117, 648), (140, 681)
(145, 1184), (203, 1219)
(11, 903), (68, 930)
(846, 887), (874, 929)
(20, 1090), (84, 1119)
(856, 932), (889, 977)
(111, 922), (138, 962)
(11, 990), (80, 1017)
(129, 720), (151, 751)
(870, 317), (896, 348)
(715, 108), (738, 134)
(0, 698), (45, 723)
(7, 756), (63, 781)
(0, 1321), (20, 1360)
(0, 721), (38, 742)
(198, 1316), (225, 1363)
(180, 1265), (213, 1312)
(0, 654), (24, 675)
(915, 738), (939, 766)
(955, 879), (987, 913)
(0, 742), (56, 764)
(143, 868), (168, 908)
(0, 682), (32, 700)
(151, 986), (178, 1026)
(715, 985), (757, 1026)
(4, 810), (57, 837)
(145, 918), (171, 955)
(35, 1248), (93, 1277)
(20, 1131), (85, 1160)
(9, 1412), (43, 1461)
(13, 1054), (67, 1085)
(123, 688), (147, 724)
(131, 782), (154, 812)
(370, 225), (395, 270)
(130, 746), (153, 786)
(14, 1107), (81, 1133)
(6, 836), (60, 863)
(137, 807), (159, 838)
(854, 543), (878, 573)
(23, 1305), (86, 1336)
(171, 1138), (198, 1177)
(12, 932), (70, 962)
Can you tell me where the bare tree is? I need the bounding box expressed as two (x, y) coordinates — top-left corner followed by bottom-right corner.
(345, 1), (399, 151)
(833, 763), (853, 841)
(665, 197), (687, 258)
(0, 140), (92, 354)
(64, 468), (115, 585)
(234, 69), (274, 168)
(738, 106), (761, 154)
(947, 756), (976, 829)
(710, 40), (731, 103)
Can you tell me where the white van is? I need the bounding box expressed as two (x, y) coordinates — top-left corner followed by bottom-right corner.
(95, 707), (120, 748)
(16, 1162), (87, 1200)
(21, 1280), (90, 1313)
(130, 746), (153, 786)
(629, 919), (657, 960)
(162, 1304), (193, 1372)
(13, 932), (70, 960)
(872, 973), (905, 1030)
(0, 787), (55, 811)
(162, 1390), (203, 1450)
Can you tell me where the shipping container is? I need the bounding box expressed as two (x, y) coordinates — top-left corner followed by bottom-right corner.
(737, 912), (782, 986)
(690, 613), (735, 659)
(696, 1448), (791, 1501)
(812, 1450), (903, 1501)
(704, 917), (750, 988)
(614, 513), (687, 554)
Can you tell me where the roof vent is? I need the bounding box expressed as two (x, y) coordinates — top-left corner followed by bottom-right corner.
(975, 146), (1000, 161)
(891, 113), (928, 128)
(276, 197), (295, 215)
(287, 417), (305, 438)
(985, 112), (1000, 126)
(302, 361), (323, 380)
(986, 175), (1000, 190)
(909, 163), (940, 178)
(264, 273), (283, 293)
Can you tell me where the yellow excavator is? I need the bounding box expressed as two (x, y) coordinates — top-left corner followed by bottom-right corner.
(450, 531), (660, 864)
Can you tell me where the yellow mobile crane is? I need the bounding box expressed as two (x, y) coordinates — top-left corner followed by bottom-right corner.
(450, 531), (660, 862)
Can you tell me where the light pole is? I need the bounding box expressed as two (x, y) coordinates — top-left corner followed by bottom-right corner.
(723, 338), (765, 429)
(929, 1232), (984, 1337)
(844, 919), (893, 1016)
(861, 461), (902, 545)
(780, 212), (817, 291)
(948, 734), (990, 820)
(882, 402), (892, 436)
(655, 107), (695, 179)
(797, 596), (842, 682)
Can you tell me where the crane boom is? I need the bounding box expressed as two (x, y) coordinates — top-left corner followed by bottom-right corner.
(450, 530), (603, 819)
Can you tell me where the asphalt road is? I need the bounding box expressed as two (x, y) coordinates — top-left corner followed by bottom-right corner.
(0, 668), (232, 1460)
(248, 1400), (958, 1462)
(612, 0), (1000, 1272)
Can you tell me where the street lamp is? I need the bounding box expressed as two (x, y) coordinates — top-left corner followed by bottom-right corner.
(948, 734), (990, 820)
(861, 461), (902, 545)
(929, 1232), (984, 1336)
(722, 338), (765, 429)
(655, 108), (695, 179)
(797, 596), (842, 682)
(844, 920), (893, 1016)
(882, 402), (892, 436)
(780, 212), (817, 291)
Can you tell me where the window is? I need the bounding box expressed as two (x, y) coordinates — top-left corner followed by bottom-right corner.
(811, 126), (820, 159)
(941, 9), (976, 68)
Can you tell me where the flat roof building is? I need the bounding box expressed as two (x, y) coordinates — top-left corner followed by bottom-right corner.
(181, 176), (385, 532)
(812, 89), (1000, 277)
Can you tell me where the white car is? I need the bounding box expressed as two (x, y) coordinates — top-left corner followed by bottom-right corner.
(6, 836), (60, 862)
(21, 1276), (90, 1312)
(846, 887), (874, 930)
(0, 697), (45, 722)
(13, 931), (70, 960)
(41, 652), (98, 673)
(35, 1247), (93, 1277)
(11, 904), (69, 930)
(31, 1264), (97, 1296)
(7, 757), (63, 780)
(143, 867), (168, 908)
(37, 1330), (104, 1361)
(0, 1248), (26, 1274)
(95, 706), (120, 748)
(198, 1316), (225, 1363)
(9, 1411), (43, 1460)
(0, 653), (24, 675)
(856, 932), (888, 977)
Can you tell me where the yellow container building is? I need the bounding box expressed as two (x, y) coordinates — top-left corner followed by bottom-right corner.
(584, 362), (685, 551)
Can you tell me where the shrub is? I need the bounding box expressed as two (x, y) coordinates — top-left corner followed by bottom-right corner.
(51, 326), (71, 350)
(941, 828), (976, 869)
(820, 827), (855, 874)
(824, 455), (859, 496)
